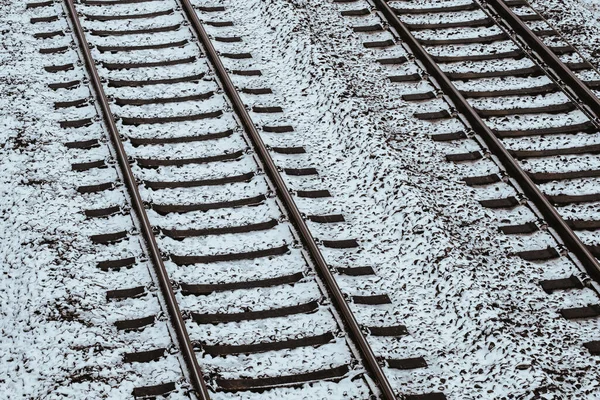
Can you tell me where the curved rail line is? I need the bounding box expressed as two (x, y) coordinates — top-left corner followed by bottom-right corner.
(371, 0), (600, 281)
(63, 0), (397, 398)
(62, 0), (212, 398)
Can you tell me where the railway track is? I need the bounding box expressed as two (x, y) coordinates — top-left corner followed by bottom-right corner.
(26, 0), (448, 398)
(22, 0), (600, 397)
(374, 0), (600, 266)
(338, 0), (600, 356)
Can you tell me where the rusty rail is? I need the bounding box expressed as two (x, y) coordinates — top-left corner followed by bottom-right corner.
(178, 0), (397, 398)
(371, 0), (600, 280)
(63, 0), (211, 398)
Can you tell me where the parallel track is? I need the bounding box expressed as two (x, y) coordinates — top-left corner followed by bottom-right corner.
(59, 0), (409, 398)
(337, 0), (600, 359)
(370, 0), (600, 279)
(485, 0), (600, 117)
(62, 0), (212, 398)
(29, 0), (600, 397)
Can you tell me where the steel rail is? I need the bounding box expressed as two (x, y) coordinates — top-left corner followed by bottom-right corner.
(485, 0), (600, 118)
(63, 1), (211, 398)
(371, 0), (600, 280)
(177, 0), (396, 398)
(491, 0), (600, 89)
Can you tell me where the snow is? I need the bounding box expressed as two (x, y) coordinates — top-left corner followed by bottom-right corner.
(0, 1), (190, 398)
(215, 0), (600, 397)
(518, 0), (600, 70)
(3, 0), (600, 398)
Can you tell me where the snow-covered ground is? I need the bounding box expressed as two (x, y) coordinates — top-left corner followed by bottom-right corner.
(2, 0), (600, 399)
(527, 0), (600, 69)
(212, 0), (600, 397)
(0, 1), (191, 398)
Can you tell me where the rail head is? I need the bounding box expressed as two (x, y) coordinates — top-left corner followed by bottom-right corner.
(62, 1), (211, 398)
(370, 0), (600, 280)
